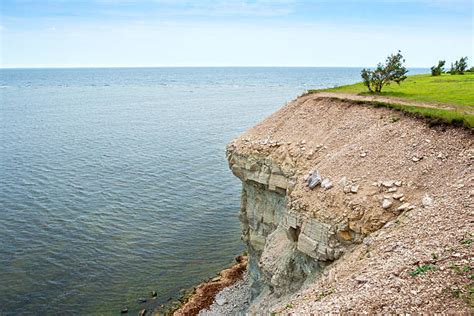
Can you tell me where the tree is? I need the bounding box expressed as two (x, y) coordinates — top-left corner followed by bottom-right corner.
(361, 51), (408, 93)
(450, 57), (469, 75)
(430, 60), (445, 76)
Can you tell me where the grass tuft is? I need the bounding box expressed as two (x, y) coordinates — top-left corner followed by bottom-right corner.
(410, 265), (436, 277)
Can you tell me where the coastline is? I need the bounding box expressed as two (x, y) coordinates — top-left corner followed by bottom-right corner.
(157, 256), (248, 316)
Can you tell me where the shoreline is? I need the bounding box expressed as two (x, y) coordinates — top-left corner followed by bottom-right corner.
(157, 255), (248, 316)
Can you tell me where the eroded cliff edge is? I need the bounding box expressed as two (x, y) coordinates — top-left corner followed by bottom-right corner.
(226, 94), (473, 313)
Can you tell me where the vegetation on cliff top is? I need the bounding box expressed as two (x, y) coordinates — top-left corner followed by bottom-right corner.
(309, 72), (474, 128)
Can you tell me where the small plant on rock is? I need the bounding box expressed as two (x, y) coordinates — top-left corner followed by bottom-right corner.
(361, 51), (408, 93)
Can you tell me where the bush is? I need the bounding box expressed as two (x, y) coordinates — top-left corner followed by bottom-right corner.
(450, 57), (469, 75)
(361, 51), (408, 93)
(431, 60), (445, 76)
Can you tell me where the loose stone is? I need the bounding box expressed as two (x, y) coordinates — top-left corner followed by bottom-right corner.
(339, 176), (349, 187)
(382, 180), (395, 188)
(139, 309), (146, 316)
(363, 236), (374, 246)
(397, 203), (411, 211)
(393, 193), (404, 200)
(388, 187), (397, 193)
(308, 171), (322, 189)
(121, 307), (128, 314)
(321, 178), (333, 190)
(382, 199), (393, 209)
(422, 194), (433, 207)
(350, 185), (359, 193)
(216, 296), (227, 306)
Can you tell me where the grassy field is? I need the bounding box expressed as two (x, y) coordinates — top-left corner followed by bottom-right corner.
(309, 72), (474, 128)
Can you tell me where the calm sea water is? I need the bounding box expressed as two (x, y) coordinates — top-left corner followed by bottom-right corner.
(0, 67), (427, 315)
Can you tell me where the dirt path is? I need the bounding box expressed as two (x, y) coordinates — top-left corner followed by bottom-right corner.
(312, 92), (473, 114)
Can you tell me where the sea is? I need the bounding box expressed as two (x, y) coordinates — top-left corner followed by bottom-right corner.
(0, 67), (428, 315)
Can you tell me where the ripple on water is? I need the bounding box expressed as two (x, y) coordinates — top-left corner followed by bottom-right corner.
(0, 67), (414, 315)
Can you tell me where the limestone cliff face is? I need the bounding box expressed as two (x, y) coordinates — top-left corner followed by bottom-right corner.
(226, 151), (356, 309)
(225, 94), (473, 313)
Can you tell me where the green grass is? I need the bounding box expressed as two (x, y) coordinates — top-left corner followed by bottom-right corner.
(315, 72), (474, 108)
(410, 265), (436, 277)
(308, 72), (474, 128)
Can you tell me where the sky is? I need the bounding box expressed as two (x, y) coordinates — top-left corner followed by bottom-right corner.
(0, 0), (472, 68)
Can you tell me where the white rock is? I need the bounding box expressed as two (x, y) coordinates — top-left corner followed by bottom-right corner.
(360, 152), (367, 157)
(321, 178), (333, 190)
(422, 194), (433, 207)
(216, 296), (227, 306)
(308, 171), (322, 189)
(388, 187), (397, 193)
(394, 181), (402, 187)
(397, 203), (411, 212)
(382, 199), (393, 209)
(338, 176), (348, 187)
(382, 180), (395, 188)
(363, 237), (374, 246)
(393, 193), (404, 200)
(350, 185), (359, 193)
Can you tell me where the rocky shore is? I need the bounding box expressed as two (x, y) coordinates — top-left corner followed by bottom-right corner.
(171, 256), (248, 315)
(199, 272), (251, 316)
(164, 94), (472, 315)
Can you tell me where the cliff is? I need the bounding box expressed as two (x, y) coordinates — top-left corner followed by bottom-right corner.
(226, 94), (473, 313)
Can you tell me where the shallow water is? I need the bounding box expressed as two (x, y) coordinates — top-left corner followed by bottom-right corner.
(0, 67), (427, 315)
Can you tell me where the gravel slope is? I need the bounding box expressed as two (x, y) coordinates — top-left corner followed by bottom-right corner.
(228, 95), (473, 313)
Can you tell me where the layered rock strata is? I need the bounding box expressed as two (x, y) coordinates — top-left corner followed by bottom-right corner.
(226, 94), (473, 312)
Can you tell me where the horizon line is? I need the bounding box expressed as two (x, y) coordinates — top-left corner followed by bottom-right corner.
(0, 65), (430, 70)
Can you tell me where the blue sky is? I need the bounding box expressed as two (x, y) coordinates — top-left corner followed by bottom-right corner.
(0, 0), (472, 67)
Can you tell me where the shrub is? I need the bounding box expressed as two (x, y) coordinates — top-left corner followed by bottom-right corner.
(431, 60), (445, 76)
(450, 57), (469, 75)
(361, 51), (408, 93)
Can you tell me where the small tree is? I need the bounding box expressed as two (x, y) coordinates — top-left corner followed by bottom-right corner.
(430, 60), (445, 76)
(361, 51), (408, 93)
(450, 57), (469, 75)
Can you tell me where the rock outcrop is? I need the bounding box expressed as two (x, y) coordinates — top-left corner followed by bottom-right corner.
(226, 94), (473, 313)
